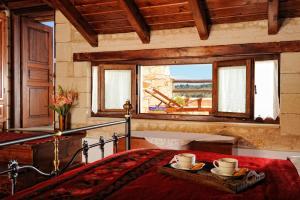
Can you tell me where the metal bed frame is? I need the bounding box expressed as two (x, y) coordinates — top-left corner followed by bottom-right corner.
(0, 100), (132, 196)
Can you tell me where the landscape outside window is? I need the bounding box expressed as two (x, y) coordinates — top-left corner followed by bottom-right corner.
(140, 64), (212, 115)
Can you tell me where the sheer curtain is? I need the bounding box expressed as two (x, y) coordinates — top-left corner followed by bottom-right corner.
(218, 66), (246, 113)
(91, 66), (99, 113)
(105, 70), (131, 109)
(254, 60), (280, 119)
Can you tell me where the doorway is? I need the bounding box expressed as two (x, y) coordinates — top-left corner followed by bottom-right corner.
(12, 16), (54, 128)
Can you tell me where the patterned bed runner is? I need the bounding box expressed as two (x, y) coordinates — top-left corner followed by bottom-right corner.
(11, 149), (172, 200)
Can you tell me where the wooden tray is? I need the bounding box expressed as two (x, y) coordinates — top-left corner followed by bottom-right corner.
(158, 162), (265, 193)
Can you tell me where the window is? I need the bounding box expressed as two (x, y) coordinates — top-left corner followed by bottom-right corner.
(212, 60), (252, 118)
(254, 60), (280, 120)
(92, 64), (136, 114)
(139, 64), (212, 115)
(91, 56), (279, 123)
(92, 66), (99, 113)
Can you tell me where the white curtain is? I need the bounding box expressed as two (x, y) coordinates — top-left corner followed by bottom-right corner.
(91, 66), (98, 113)
(105, 70), (131, 109)
(218, 66), (246, 113)
(254, 60), (280, 119)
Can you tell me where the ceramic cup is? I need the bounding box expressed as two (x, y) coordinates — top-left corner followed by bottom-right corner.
(171, 153), (196, 169)
(213, 158), (238, 176)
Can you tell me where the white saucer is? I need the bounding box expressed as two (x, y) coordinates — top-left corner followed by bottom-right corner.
(170, 163), (205, 171)
(210, 168), (238, 177)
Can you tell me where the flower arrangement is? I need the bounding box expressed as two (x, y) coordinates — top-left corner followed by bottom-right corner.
(50, 85), (78, 116)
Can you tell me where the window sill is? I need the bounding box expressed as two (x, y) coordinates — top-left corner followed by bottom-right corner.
(91, 113), (279, 126)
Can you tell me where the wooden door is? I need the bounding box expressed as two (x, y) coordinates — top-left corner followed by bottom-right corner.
(21, 18), (53, 128)
(0, 13), (6, 125)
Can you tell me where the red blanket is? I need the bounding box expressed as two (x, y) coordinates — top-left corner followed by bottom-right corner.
(8, 149), (300, 200)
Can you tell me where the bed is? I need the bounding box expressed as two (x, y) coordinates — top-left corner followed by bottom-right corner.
(7, 149), (300, 200)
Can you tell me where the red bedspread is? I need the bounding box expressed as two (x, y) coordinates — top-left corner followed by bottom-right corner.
(9, 149), (300, 200)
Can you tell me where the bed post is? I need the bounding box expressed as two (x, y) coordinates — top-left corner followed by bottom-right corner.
(123, 100), (132, 151)
(8, 160), (18, 195)
(99, 136), (105, 159)
(53, 133), (61, 174)
(82, 140), (89, 164)
(112, 133), (119, 154)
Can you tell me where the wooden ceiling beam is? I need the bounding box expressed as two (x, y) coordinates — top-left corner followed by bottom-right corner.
(268, 0), (280, 34)
(12, 5), (53, 15)
(73, 40), (300, 62)
(6, 0), (46, 9)
(188, 0), (209, 40)
(46, 0), (98, 47)
(118, 0), (150, 43)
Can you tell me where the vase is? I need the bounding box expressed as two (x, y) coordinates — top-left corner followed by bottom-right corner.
(59, 114), (70, 131)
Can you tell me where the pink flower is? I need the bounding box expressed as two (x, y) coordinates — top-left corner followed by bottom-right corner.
(50, 86), (78, 115)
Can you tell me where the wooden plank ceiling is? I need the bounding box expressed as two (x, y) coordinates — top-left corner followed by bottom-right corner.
(61, 0), (300, 46)
(1, 0), (300, 46)
(70, 0), (300, 33)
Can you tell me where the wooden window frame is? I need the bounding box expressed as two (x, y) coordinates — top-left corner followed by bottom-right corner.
(96, 64), (137, 114)
(91, 54), (279, 124)
(212, 59), (253, 118)
(253, 56), (280, 123)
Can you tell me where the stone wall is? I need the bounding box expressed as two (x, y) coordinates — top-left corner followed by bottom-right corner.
(140, 66), (173, 113)
(55, 10), (300, 151)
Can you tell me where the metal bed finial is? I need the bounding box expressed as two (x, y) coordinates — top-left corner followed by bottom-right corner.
(99, 136), (105, 159)
(8, 160), (18, 195)
(123, 99), (133, 116)
(112, 133), (119, 154)
(82, 140), (89, 164)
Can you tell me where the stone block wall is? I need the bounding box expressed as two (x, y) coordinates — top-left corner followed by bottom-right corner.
(55, 10), (300, 151)
(140, 66), (173, 113)
(280, 53), (300, 136)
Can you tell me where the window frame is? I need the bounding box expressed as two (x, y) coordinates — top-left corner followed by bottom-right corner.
(91, 54), (280, 124)
(253, 58), (280, 122)
(96, 64), (137, 114)
(212, 59), (254, 118)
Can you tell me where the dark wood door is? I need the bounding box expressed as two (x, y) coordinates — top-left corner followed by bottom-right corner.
(21, 18), (53, 128)
(0, 13), (6, 125)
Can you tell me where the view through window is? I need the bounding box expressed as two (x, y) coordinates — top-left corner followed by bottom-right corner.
(92, 59), (279, 122)
(139, 64), (212, 115)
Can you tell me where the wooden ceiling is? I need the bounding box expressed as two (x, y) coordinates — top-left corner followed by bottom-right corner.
(1, 0), (300, 47)
(70, 0), (300, 33)
(50, 0), (300, 46)
(0, 0), (54, 21)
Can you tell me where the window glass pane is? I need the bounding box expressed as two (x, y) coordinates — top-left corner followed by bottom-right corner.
(105, 70), (131, 109)
(91, 66), (98, 113)
(218, 66), (246, 113)
(140, 64), (212, 115)
(254, 60), (279, 120)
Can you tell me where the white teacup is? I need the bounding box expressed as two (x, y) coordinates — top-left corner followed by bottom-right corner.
(213, 158), (238, 176)
(171, 153), (196, 169)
